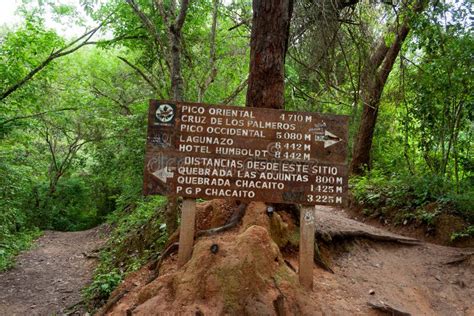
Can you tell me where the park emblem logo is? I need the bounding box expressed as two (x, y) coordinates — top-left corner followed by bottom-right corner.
(155, 103), (176, 125)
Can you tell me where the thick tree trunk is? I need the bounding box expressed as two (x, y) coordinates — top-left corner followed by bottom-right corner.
(246, 0), (294, 109)
(351, 101), (379, 174)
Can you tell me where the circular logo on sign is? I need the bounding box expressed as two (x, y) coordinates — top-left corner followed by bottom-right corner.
(155, 104), (175, 123)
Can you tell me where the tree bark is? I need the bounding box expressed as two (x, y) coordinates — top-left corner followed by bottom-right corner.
(165, 0), (190, 235)
(350, 1), (424, 175)
(246, 0), (294, 109)
(126, 0), (190, 237)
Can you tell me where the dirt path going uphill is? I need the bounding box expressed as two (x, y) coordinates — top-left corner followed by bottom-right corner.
(0, 227), (105, 316)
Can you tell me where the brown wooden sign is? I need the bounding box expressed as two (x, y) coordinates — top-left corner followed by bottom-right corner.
(143, 100), (349, 206)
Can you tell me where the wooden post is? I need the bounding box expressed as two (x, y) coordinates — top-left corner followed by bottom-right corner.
(177, 198), (196, 268)
(299, 206), (315, 289)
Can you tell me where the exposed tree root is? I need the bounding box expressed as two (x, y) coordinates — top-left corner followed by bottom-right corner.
(314, 241), (334, 273)
(96, 290), (129, 316)
(82, 252), (99, 259)
(284, 259), (296, 272)
(443, 252), (474, 265)
(273, 294), (286, 316)
(63, 300), (84, 316)
(368, 300), (411, 316)
(316, 230), (419, 245)
(196, 202), (248, 237)
(313, 209), (420, 246)
(271, 277), (286, 316)
(147, 242), (179, 284)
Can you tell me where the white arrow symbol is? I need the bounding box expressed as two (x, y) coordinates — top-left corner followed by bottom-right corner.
(323, 130), (342, 148)
(152, 166), (174, 183)
(314, 130), (342, 148)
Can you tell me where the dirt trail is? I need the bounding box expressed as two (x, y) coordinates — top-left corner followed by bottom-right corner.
(0, 227), (105, 316)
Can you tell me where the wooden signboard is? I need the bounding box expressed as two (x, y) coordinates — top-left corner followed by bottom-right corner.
(143, 100), (349, 286)
(143, 100), (349, 206)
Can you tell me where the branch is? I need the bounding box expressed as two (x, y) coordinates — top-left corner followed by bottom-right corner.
(288, 51), (348, 95)
(228, 19), (250, 31)
(174, 0), (190, 33)
(374, 0), (426, 91)
(0, 107), (78, 127)
(91, 85), (132, 115)
(401, 55), (425, 73)
(222, 77), (249, 105)
(335, 0), (360, 9)
(45, 131), (59, 173)
(155, 0), (171, 27)
(126, 0), (159, 39)
(0, 17), (111, 102)
(126, 0), (171, 70)
(85, 33), (148, 46)
(117, 56), (159, 93)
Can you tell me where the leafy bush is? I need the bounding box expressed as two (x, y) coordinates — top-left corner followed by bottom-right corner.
(451, 226), (474, 242)
(84, 195), (168, 309)
(83, 269), (122, 302)
(351, 170), (473, 224)
(447, 192), (474, 222)
(0, 228), (42, 271)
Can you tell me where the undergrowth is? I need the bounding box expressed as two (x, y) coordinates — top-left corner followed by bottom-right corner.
(0, 228), (42, 271)
(351, 170), (473, 241)
(83, 195), (168, 309)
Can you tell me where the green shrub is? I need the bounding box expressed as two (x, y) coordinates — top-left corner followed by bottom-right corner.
(451, 226), (474, 242)
(0, 228), (42, 271)
(351, 170), (473, 224)
(84, 195), (167, 309)
(83, 269), (122, 302)
(447, 192), (474, 222)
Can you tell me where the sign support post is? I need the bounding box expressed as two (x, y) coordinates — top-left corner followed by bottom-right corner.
(299, 206), (315, 289)
(177, 198), (196, 267)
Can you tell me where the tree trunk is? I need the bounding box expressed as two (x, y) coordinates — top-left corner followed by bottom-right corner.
(164, 0), (190, 236)
(350, 100), (379, 175)
(246, 0), (294, 109)
(126, 0), (190, 236)
(350, 23), (413, 174)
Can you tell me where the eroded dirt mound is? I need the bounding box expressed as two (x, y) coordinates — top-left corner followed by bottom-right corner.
(0, 227), (105, 316)
(102, 201), (474, 315)
(104, 202), (317, 315)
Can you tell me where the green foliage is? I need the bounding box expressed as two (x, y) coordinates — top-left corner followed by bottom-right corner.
(83, 269), (122, 303)
(451, 226), (474, 242)
(0, 0), (472, 300)
(32, 178), (99, 231)
(352, 170), (435, 209)
(0, 228), (41, 271)
(84, 196), (167, 308)
(351, 169), (473, 226)
(447, 192), (474, 223)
